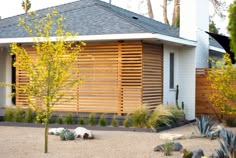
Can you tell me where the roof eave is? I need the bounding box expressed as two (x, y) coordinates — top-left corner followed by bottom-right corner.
(0, 33), (197, 46)
(209, 46), (225, 53)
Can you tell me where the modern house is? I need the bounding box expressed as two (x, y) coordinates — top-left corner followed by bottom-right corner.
(0, 0), (224, 120)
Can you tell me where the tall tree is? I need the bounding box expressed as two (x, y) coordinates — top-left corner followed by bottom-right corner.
(22, 0), (31, 13)
(146, 0), (154, 18)
(171, 0), (180, 27)
(228, 0), (236, 54)
(11, 10), (82, 153)
(163, 0), (169, 25)
(160, 0), (225, 27)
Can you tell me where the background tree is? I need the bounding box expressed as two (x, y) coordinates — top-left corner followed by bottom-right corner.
(145, 0), (225, 28)
(209, 19), (219, 34)
(146, 0), (154, 18)
(11, 10), (82, 153)
(228, 0), (236, 54)
(22, 0), (31, 13)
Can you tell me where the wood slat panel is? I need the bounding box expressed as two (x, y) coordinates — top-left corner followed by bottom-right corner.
(15, 41), (162, 114)
(196, 68), (224, 119)
(142, 43), (163, 110)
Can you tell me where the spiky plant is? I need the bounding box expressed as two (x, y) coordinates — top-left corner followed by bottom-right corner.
(132, 105), (149, 128)
(196, 115), (214, 137)
(148, 105), (173, 130)
(217, 129), (236, 158)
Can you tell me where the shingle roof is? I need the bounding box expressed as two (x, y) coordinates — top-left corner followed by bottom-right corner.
(0, 0), (221, 48)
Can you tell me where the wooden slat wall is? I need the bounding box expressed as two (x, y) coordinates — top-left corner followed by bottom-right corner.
(196, 68), (221, 118)
(16, 41), (144, 114)
(16, 45), (79, 111)
(142, 43), (163, 110)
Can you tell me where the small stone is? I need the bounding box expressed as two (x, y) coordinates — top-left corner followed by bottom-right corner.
(159, 133), (184, 140)
(154, 142), (183, 152)
(192, 149), (204, 158)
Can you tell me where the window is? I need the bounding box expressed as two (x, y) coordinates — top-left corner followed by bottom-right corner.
(169, 53), (174, 89)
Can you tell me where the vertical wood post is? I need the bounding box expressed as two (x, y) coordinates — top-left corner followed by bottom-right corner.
(117, 43), (123, 115)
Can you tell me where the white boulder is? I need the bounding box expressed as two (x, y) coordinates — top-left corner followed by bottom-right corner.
(49, 127), (65, 135)
(159, 133), (184, 141)
(74, 127), (93, 139)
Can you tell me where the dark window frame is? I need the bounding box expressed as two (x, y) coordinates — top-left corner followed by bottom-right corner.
(169, 53), (174, 89)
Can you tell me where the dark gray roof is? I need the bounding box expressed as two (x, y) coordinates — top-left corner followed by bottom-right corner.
(0, 0), (222, 49)
(0, 0), (179, 38)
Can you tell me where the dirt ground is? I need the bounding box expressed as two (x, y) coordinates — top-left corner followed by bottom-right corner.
(0, 124), (235, 158)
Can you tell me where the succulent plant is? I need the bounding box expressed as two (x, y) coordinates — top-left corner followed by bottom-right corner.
(60, 129), (75, 141)
(196, 115), (214, 137)
(214, 129), (236, 158)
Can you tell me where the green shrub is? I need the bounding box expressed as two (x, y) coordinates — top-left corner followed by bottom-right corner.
(123, 115), (132, 127)
(79, 117), (85, 125)
(167, 106), (185, 123)
(49, 115), (57, 124)
(99, 114), (106, 126)
(24, 108), (35, 123)
(225, 118), (236, 127)
(148, 105), (173, 129)
(64, 113), (73, 125)
(4, 107), (15, 122)
(73, 117), (78, 124)
(132, 106), (149, 128)
(56, 116), (64, 124)
(111, 115), (118, 127)
(15, 107), (25, 122)
(88, 113), (96, 126)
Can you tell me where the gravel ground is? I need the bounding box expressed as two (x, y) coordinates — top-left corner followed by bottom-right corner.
(0, 124), (235, 158)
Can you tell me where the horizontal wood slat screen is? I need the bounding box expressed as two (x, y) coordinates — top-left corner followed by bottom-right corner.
(16, 41), (147, 114)
(196, 68), (221, 118)
(142, 43), (163, 110)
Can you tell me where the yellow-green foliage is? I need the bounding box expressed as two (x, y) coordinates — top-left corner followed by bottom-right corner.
(10, 9), (83, 153)
(228, 0), (236, 54)
(132, 105), (149, 128)
(207, 54), (236, 115)
(11, 10), (83, 125)
(148, 105), (173, 128)
(123, 114), (132, 127)
(111, 115), (118, 127)
(4, 107), (15, 122)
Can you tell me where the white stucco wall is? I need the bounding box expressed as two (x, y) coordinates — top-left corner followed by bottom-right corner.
(180, 0), (209, 68)
(164, 44), (196, 120)
(0, 47), (12, 108)
(163, 45), (180, 105)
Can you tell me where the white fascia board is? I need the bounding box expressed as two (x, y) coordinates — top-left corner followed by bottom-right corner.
(0, 33), (153, 44)
(0, 33), (196, 46)
(153, 34), (196, 46)
(209, 46), (225, 53)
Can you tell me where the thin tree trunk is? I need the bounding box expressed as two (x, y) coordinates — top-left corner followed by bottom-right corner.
(172, 0), (180, 27)
(163, 0), (169, 25)
(146, 0), (154, 18)
(44, 122), (48, 153)
(24, 0), (28, 13)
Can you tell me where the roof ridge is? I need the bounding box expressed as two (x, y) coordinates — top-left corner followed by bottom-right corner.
(94, 0), (178, 35)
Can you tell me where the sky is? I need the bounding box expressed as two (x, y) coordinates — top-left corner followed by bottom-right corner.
(0, 0), (233, 35)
